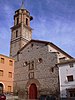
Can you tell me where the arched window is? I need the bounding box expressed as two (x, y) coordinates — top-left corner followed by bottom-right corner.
(26, 18), (28, 26)
(38, 58), (43, 63)
(0, 83), (3, 93)
(16, 30), (18, 38)
(16, 17), (19, 25)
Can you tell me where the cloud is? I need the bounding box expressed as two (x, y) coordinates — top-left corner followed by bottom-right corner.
(0, 0), (75, 57)
(32, 13), (75, 57)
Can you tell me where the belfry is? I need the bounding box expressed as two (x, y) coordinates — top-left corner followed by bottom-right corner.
(10, 0), (33, 57)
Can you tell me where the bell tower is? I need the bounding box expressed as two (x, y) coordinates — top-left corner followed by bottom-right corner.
(10, 1), (33, 57)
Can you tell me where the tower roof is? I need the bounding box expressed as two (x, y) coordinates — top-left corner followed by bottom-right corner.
(20, 0), (25, 9)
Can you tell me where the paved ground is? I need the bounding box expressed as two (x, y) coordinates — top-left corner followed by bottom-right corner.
(6, 95), (18, 100)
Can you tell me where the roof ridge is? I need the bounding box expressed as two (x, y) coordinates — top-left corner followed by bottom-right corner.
(17, 39), (73, 59)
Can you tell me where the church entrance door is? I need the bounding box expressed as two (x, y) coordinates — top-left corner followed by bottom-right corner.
(29, 83), (37, 99)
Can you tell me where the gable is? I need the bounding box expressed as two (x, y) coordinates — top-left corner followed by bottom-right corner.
(18, 39), (73, 59)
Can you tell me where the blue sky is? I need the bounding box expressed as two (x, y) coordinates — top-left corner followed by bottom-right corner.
(0, 0), (75, 58)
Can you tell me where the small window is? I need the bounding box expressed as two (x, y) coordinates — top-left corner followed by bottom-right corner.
(26, 18), (28, 26)
(38, 58), (43, 63)
(0, 70), (3, 76)
(9, 60), (13, 66)
(29, 72), (34, 79)
(32, 61), (34, 67)
(0, 58), (4, 64)
(29, 61), (34, 70)
(69, 92), (75, 97)
(67, 75), (73, 82)
(16, 30), (18, 38)
(8, 86), (11, 92)
(69, 63), (73, 68)
(51, 67), (54, 72)
(31, 44), (33, 47)
(16, 17), (19, 25)
(59, 57), (65, 62)
(70, 93), (73, 97)
(23, 61), (28, 67)
(8, 72), (12, 78)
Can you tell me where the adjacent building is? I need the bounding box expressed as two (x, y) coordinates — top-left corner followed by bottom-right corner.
(0, 54), (14, 93)
(58, 59), (75, 99)
(10, 2), (73, 99)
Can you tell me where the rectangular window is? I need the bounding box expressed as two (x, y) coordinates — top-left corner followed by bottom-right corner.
(67, 75), (73, 82)
(69, 92), (75, 97)
(51, 67), (54, 73)
(29, 72), (34, 79)
(59, 57), (65, 62)
(8, 72), (12, 78)
(8, 86), (11, 92)
(29, 61), (34, 70)
(26, 18), (28, 26)
(0, 58), (4, 64)
(16, 17), (19, 25)
(0, 70), (3, 76)
(69, 63), (73, 68)
(70, 92), (73, 97)
(9, 60), (13, 66)
(16, 30), (18, 38)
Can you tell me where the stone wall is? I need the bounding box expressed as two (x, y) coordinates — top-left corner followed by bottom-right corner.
(14, 41), (59, 99)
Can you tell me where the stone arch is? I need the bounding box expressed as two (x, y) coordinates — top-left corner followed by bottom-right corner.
(0, 82), (4, 93)
(26, 79), (40, 90)
(26, 79), (40, 99)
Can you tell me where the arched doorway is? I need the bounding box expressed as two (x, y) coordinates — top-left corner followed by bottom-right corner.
(29, 83), (37, 99)
(0, 83), (3, 93)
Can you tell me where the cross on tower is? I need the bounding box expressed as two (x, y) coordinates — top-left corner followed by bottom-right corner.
(21, 0), (25, 9)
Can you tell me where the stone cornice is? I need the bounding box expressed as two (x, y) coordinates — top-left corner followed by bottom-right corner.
(11, 37), (28, 44)
(11, 23), (32, 31)
(11, 23), (21, 30)
(23, 24), (32, 31)
(14, 12), (30, 19)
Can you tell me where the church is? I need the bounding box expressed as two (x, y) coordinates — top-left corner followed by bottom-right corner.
(10, 1), (73, 99)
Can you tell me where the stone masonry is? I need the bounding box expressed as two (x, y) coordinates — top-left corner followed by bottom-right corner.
(14, 41), (59, 99)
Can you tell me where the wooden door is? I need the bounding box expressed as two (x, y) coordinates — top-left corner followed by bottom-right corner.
(29, 83), (37, 99)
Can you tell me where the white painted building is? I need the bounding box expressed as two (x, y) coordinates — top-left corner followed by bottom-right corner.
(58, 59), (75, 99)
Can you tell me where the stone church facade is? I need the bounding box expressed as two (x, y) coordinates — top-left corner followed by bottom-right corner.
(10, 3), (73, 99)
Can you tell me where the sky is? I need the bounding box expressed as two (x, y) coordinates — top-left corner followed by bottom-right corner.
(0, 0), (75, 58)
